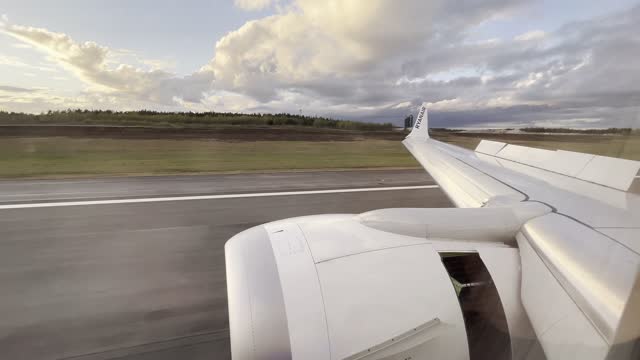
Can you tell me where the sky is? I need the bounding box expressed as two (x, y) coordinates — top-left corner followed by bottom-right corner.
(0, 0), (639, 128)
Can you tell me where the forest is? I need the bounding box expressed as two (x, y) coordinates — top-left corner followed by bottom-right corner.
(0, 109), (394, 131)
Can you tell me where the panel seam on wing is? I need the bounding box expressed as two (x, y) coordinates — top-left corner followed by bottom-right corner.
(314, 243), (431, 265)
(519, 226), (612, 345)
(296, 223), (335, 360)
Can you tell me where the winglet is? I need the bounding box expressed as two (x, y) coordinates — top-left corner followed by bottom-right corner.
(407, 102), (429, 140)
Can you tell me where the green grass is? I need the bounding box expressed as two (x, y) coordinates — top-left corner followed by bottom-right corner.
(2, 132), (639, 178)
(0, 138), (418, 178)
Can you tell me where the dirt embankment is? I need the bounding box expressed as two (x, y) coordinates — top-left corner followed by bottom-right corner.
(0, 125), (407, 142)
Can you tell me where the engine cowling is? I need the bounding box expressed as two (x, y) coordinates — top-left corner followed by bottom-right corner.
(225, 210), (542, 359)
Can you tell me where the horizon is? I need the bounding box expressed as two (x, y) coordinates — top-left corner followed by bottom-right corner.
(2, 108), (638, 131)
(1, 1), (639, 128)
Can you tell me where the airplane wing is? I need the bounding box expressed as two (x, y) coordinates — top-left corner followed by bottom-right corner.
(224, 103), (640, 360)
(403, 104), (640, 360)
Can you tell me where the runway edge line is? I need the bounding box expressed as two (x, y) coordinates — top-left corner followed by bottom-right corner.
(0, 185), (440, 210)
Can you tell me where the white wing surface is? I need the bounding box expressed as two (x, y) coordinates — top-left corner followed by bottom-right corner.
(403, 104), (640, 360)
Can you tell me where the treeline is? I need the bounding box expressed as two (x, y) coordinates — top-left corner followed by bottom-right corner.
(430, 128), (464, 133)
(0, 109), (393, 131)
(520, 127), (637, 135)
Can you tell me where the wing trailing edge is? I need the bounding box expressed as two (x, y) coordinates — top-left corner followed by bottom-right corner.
(475, 139), (640, 191)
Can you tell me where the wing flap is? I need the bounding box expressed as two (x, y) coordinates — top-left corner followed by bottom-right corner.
(475, 143), (640, 191)
(576, 155), (640, 191)
(496, 144), (555, 168)
(475, 139), (507, 155)
(545, 150), (595, 177)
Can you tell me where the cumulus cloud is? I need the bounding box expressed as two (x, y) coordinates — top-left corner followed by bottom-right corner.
(209, 0), (522, 102)
(208, 0), (640, 127)
(0, 21), (214, 106)
(207, 0), (528, 107)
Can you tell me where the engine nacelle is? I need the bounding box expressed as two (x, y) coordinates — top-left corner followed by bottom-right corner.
(225, 209), (546, 360)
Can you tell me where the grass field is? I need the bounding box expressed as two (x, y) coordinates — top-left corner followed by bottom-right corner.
(1, 130), (638, 178)
(0, 138), (418, 178)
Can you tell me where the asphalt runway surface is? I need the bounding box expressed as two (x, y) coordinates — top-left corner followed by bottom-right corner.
(0, 169), (451, 360)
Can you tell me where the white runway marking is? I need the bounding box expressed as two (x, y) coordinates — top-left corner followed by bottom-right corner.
(0, 185), (440, 210)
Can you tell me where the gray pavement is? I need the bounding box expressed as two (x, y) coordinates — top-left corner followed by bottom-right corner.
(0, 169), (431, 204)
(0, 170), (450, 360)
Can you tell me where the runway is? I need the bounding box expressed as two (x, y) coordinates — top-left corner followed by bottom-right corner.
(0, 169), (450, 360)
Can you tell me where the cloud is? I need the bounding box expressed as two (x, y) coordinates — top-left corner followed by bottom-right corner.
(514, 30), (545, 41)
(0, 85), (39, 93)
(0, 54), (59, 74)
(1, 2), (639, 128)
(209, 0), (526, 102)
(0, 55), (29, 67)
(0, 21), (214, 106)
(12, 42), (32, 49)
(208, 1), (640, 127)
(234, 0), (274, 11)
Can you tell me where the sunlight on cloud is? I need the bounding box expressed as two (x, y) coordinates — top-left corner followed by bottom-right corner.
(0, 21), (213, 107)
(210, 0), (441, 101)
